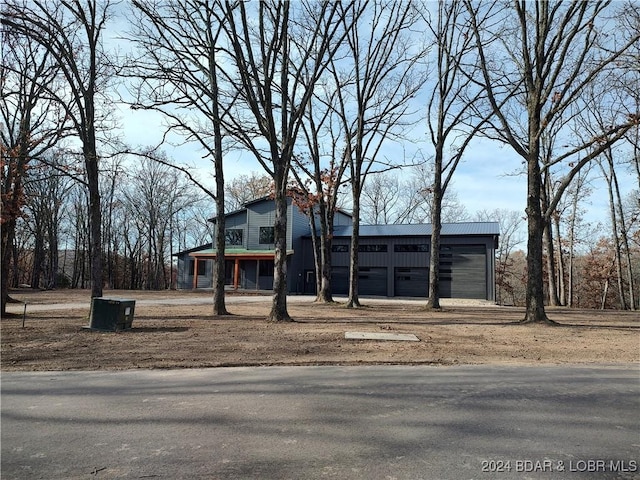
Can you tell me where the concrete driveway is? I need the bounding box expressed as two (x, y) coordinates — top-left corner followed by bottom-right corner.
(1, 365), (639, 479)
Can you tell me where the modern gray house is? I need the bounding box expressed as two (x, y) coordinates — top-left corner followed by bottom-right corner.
(175, 197), (500, 300)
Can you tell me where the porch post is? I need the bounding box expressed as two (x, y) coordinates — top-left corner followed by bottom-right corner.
(233, 258), (240, 290)
(192, 257), (198, 289)
(256, 259), (260, 290)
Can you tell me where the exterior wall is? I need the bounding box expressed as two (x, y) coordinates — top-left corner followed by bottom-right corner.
(334, 210), (353, 227)
(243, 261), (258, 289)
(221, 211), (248, 248)
(176, 255), (191, 290)
(246, 199), (277, 250)
(288, 203), (312, 294)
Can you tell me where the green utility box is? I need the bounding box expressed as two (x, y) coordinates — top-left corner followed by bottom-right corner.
(89, 298), (136, 331)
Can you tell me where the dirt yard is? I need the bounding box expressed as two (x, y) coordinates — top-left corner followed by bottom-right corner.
(1, 289), (638, 371)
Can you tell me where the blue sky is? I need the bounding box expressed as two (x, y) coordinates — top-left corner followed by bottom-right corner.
(115, 95), (636, 234)
(110, 2), (637, 237)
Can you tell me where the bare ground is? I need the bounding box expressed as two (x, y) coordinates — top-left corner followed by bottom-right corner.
(1, 289), (638, 371)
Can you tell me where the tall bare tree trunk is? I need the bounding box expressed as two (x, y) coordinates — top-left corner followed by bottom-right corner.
(347, 179), (361, 308)
(543, 221), (560, 306)
(269, 184), (291, 321)
(610, 158), (636, 310)
(523, 135), (551, 323)
(601, 156), (628, 309)
(427, 154), (443, 310)
(553, 215), (566, 305)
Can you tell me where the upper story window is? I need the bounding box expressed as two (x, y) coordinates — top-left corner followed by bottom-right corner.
(225, 228), (243, 246)
(259, 226), (275, 244)
(358, 244), (387, 253)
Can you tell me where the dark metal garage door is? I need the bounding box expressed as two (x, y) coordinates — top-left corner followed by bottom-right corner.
(332, 267), (349, 295)
(330, 266), (388, 296)
(358, 267), (388, 296)
(440, 245), (486, 299)
(395, 267), (428, 297)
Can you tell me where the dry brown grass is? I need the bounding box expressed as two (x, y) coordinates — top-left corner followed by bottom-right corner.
(2, 289), (638, 371)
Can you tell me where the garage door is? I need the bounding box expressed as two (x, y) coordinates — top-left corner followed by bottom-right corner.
(395, 267), (428, 297)
(331, 267), (349, 295)
(330, 266), (388, 296)
(358, 267), (388, 296)
(440, 245), (486, 299)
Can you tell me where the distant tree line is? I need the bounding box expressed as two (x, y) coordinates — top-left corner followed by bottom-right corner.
(7, 156), (209, 292)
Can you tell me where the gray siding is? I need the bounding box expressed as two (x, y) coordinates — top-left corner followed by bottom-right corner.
(212, 211), (247, 248)
(176, 255), (191, 289)
(332, 267), (349, 295)
(334, 211), (352, 226)
(178, 200), (499, 300)
(247, 200), (277, 250)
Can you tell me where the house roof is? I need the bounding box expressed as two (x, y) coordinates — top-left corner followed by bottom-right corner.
(332, 222), (500, 238)
(188, 248), (293, 257)
(208, 196), (354, 223)
(173, 243), (213, 256)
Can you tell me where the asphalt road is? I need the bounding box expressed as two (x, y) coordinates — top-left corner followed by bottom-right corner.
(2, 365), (639, 479)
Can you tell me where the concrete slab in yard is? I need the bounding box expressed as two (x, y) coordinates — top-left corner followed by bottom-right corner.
(345, 331), (420, 342)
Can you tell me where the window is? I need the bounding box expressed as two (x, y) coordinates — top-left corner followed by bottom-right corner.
(259, 226), (275, 244)
(225, 228), (243, 246)
(332, 244), (349, 253)
(394, 244), (429, 252)
(358, 244), (387, 252)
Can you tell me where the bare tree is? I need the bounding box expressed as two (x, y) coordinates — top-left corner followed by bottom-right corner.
(563, 170), (593, 307)
(221, 0), (350, 321)
(0, 23), (67, 313)
(422, 0), (496, 310)
(3, 0), (117, 299)
(361, 171), (403, 225)
(224, 172), (273, 212)
(329, 0), (429, 308)
(21, 156), (74, 289)
(361, 165), (469, 225)
(99, 154), (125, 289)
(292, 48), (357, 304)
(465, 0), (640, 323)
(127, 0), (231, 314)
(120, 157), (200, 290)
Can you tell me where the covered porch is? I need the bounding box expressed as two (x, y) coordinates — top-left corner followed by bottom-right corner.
(189, 249), (293, 290)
